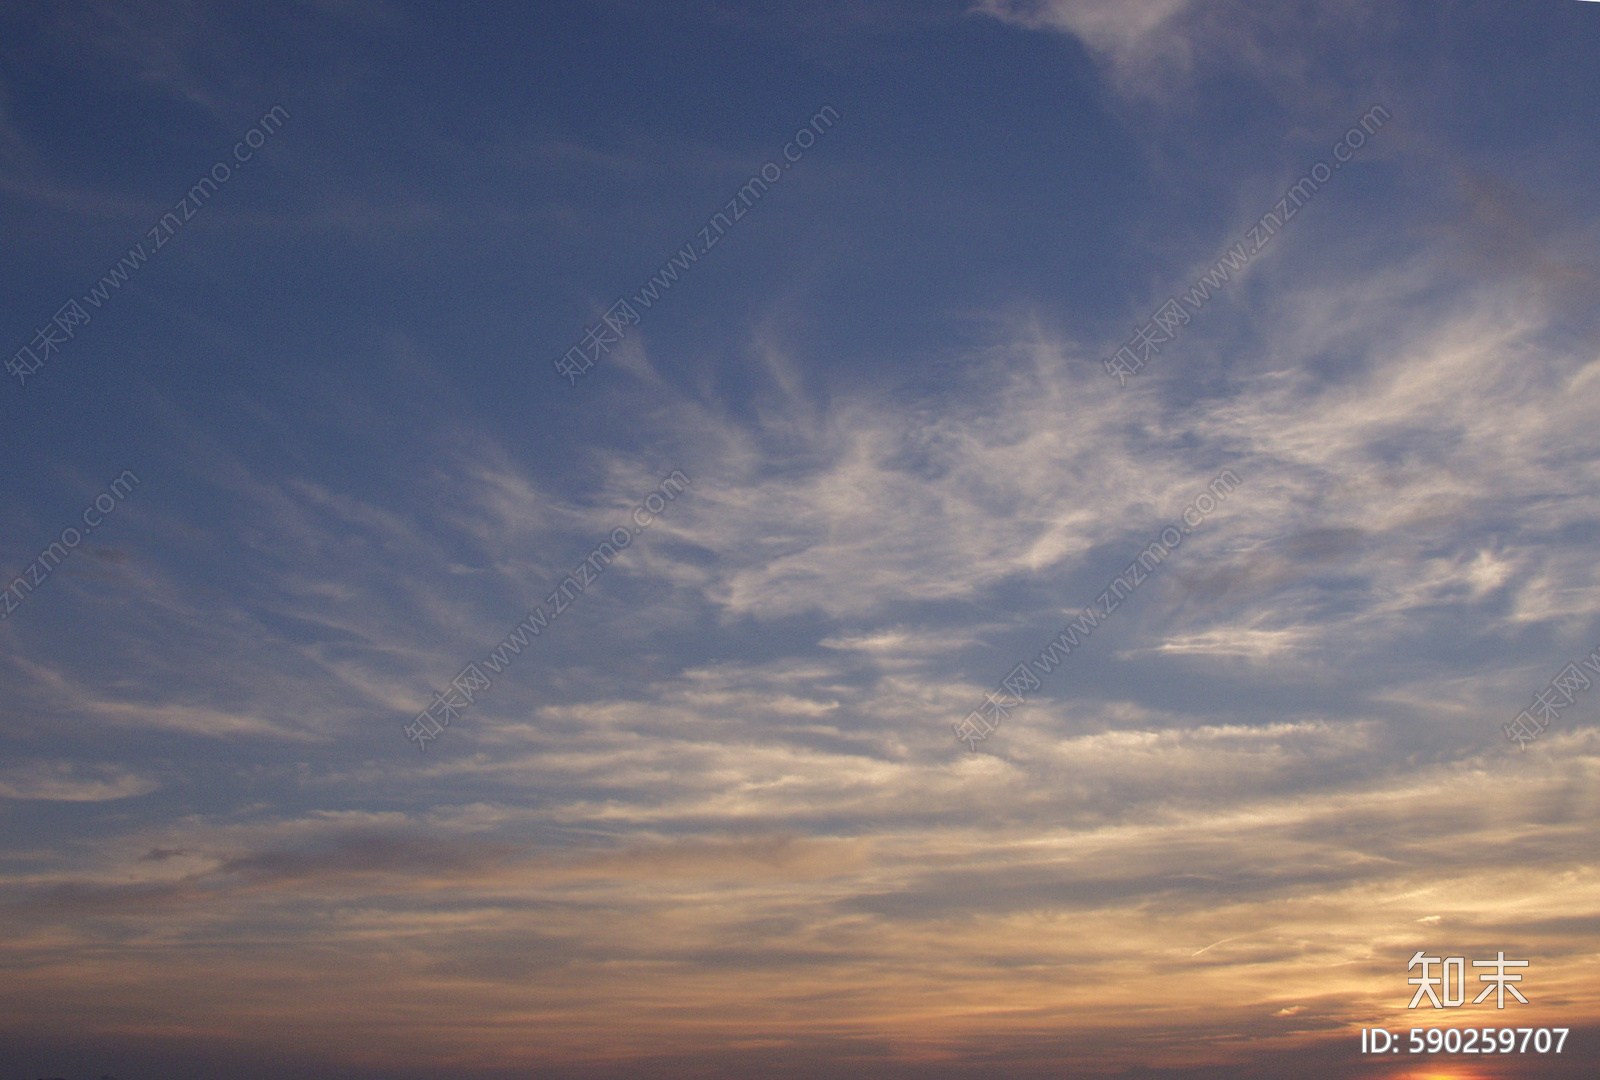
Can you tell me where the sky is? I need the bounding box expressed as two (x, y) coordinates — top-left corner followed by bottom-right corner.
(2, 1), (1600, 1077)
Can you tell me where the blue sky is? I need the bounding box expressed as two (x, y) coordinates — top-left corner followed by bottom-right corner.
(3, 2), (1600, 1078)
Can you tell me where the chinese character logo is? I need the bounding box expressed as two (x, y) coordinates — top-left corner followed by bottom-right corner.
(1408, 950), (1529, 1009)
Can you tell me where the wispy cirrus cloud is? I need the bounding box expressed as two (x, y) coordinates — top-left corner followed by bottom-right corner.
(0, 759), (158, 801)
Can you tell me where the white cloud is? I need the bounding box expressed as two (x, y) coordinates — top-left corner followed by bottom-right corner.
(975, 0), (1197, 95)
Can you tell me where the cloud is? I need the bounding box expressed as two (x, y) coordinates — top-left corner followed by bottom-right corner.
(975, 0), (1197, 95)
(0, 760), (158, 801)
(2, 2), (1599, 1076)
(215, 831), (523, 885)
(972, 0), (1403, 122)
(3, 729), (1595, 1075)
